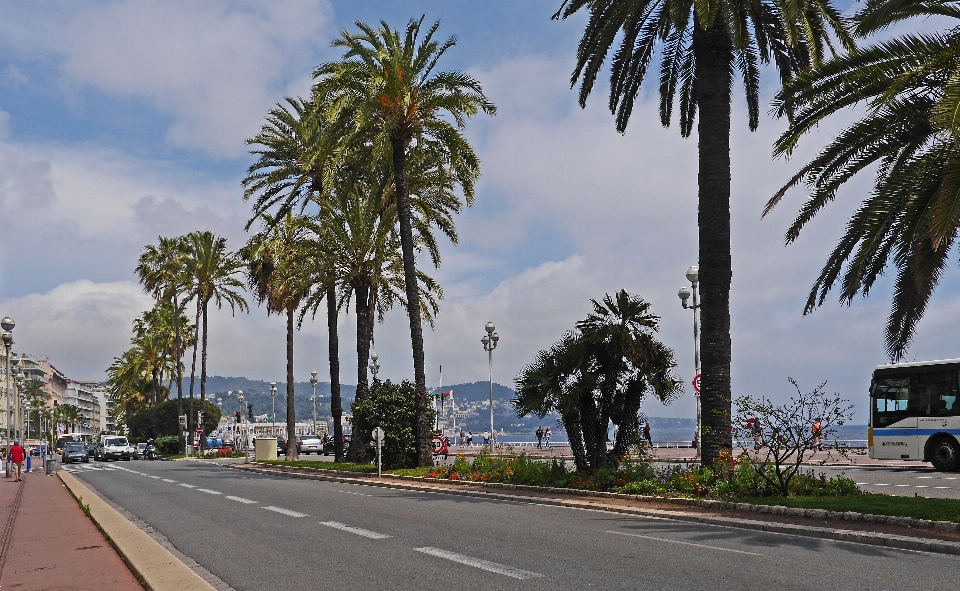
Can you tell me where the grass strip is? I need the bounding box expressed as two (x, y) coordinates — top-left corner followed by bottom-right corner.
(258, 460), (379, 473)
(744, 494), (960, 523)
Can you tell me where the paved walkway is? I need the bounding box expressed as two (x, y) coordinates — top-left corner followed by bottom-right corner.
(0, 466), (142, 591)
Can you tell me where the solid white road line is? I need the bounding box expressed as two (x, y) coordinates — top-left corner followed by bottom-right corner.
(196, 488), (222, 495)
(263, 506), (309, 518)
(161, 479), (177, 483)
(226, 496), (257, 504)
(606, 531), (764, 556)
(414, 547), (543, 580)
(319, 521), (390, 539)
(179, 483), (197, 488)
(148, 475), (162, 479)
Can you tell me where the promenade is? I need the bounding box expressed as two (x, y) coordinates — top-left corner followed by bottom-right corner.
(0, 467), (141, 591)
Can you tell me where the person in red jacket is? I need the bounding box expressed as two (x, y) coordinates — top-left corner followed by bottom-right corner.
(9, 440), (25, 482)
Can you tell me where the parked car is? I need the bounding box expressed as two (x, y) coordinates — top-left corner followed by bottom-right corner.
(86, 443), (96, 459)
(277, 437), (288, 456)
(217, 442), (236, 456)
(297, 435), (323, 455)
(95, 436), (132, 461)
(62, 441), (90, 464)
(134, 442), (148, 459)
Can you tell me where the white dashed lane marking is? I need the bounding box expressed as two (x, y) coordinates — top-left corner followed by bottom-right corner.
(263, 506), (308, 518)
(196, 488), (222, 495)
(415, 547), (543, 579)
(607, 531), (763, 556)
(319, 521), (390, 539)
(226, 496), (257, 504)
(179, 483), (197, 489)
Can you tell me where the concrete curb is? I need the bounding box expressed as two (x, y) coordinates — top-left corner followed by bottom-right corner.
(59, 470), (217, 591)
(232, 463), (960, 556)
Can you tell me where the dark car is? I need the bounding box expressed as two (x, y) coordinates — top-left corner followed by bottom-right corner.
(322, 434), (350, 456)
(277, 437), (288, 456)
(62, 442), (90, 464)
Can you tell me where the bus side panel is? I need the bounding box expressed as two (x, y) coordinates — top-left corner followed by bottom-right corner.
(871, 417), (920, 460)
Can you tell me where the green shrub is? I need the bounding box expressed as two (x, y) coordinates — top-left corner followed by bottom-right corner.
(155, 436), (180, 454)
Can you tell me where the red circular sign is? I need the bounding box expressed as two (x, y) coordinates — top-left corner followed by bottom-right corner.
(692, 374), (701, 394)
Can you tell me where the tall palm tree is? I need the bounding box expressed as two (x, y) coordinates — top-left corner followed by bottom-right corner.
(304, 175), (442, 462)
(765, 0), (960, 361)
(554, 0), (853, 464)
(183, 231), (248, 447)
(136, 236), (190, 443)
(242, 97), (349, 462)
(314, 17), (496, 465)
(241, 211), (316, 460)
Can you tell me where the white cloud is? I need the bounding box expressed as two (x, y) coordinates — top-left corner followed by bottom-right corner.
(1, 1), (331, 156)
(1, 280), (153, 380)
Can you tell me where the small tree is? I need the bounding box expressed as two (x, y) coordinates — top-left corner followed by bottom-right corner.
(733, 378), (857, 495)
(350, 380), (418, 469)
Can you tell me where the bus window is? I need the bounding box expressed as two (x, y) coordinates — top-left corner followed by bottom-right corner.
(872, 378), (910, 426)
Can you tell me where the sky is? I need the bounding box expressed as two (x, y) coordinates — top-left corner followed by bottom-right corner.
(0, 0), (956, 422)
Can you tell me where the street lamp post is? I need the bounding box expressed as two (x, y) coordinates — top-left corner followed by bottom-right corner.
(309, 369), (318, 436)
(481, 322), (499, 453)
(237, 391), (245, 450)
(678, 265), (702, 458)
(270, 381), (277, 437)
(369, 352), (380, 380)
(1, 317), (14, 477)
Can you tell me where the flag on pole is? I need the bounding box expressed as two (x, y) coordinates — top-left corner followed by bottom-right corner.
(441, 390), (453, 399)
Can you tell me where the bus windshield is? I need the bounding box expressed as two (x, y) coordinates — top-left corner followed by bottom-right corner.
(872, 368), (958, 426)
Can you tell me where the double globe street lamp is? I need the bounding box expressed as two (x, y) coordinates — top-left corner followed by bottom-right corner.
(269, 381), (277, 437)
(1, 316), (14, 477)
(481, 322), (500, 452)
(309, 369), (319, 436)
(677, 265), (702, 457)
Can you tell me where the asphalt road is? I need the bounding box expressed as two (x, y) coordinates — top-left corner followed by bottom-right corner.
(63, 459), (960, 591)
(816, 465), (960, 499)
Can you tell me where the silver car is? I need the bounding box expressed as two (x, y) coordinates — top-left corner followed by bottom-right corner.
(297, 435), (323, 455)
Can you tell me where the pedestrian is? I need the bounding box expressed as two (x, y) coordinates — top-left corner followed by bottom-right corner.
(467, 431), (473, 446)
(544, 426), (552, 448)
(459, 429), (465, 446)
(642, 422), (652, 447)
(812, 418), (823, 451)
(9, 440), (25, 482)
(746, 417), (762, 450)
(483, 430), (490, 447)
(492, 429), (498, 448)
(535, 426), (544, 449)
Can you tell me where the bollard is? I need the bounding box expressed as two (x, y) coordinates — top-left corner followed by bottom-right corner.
(26, 456), (31, 473)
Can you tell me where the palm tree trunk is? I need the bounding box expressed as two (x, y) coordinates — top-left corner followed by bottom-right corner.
(347, 283), (372, 463)
(174, 294), (184, 452)
(188, 302), (200, 452)
(327, 286), (344, 463)
(390, 138), (432, 467)
(285, 306), (298, 460)
(199, 298), (209, 451)
(693, 17), (734, 465)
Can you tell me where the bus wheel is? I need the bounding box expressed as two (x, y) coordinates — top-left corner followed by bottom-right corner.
(930, 437), (960, 471)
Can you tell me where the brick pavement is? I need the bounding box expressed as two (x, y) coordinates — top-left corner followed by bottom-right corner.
(0, 466), (142, 591)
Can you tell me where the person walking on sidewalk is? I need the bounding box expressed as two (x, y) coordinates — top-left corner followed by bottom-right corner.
(9, 440), (25, 482)
(544, 426), (552, 448)
(642, 422), (653, 447)
(535, 426), (544, 449)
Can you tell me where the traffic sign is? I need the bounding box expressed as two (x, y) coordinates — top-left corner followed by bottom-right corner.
(692, 374), (701, 394)
(179, 414), (187, 427)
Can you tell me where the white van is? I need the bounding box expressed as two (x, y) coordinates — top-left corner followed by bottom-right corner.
(96, 435), (132, 461)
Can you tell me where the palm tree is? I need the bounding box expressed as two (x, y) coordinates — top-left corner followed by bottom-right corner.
(242, 97), (349, 462)
(554, 0), (853, 464)
(515, 290), (682, 471)
(314, 17), (496, 466)
(241, 211), (316, 460)
(304, 174), (442, 462)
(136, 236), (190, 441)
(183, 231), (248, 447)
(765, 0), (960, 361)
(23, 378), (49, 439)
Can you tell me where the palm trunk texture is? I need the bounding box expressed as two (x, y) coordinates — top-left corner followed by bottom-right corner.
(174, 294), (184, 454)
(693, 17), (734, 465)
(391, 138), (432, 467)
(327, 286), (344, 463)
(346, 283), (372, 463)
(286, 307), (298, 460)
(188, 302), (200, 452)
(199, 298), (209, 450)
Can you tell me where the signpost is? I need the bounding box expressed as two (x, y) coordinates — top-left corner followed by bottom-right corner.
(371, 427), (384, 477)
(692, 374), (701, 394)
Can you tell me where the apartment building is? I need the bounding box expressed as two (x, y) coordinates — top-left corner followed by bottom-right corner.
(65, 381), (102, 437)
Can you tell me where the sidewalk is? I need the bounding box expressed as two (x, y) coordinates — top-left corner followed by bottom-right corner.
(0, 467), (142, 591)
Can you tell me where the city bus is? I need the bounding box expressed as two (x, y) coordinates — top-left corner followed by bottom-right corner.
(870, 358), (960, 471)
